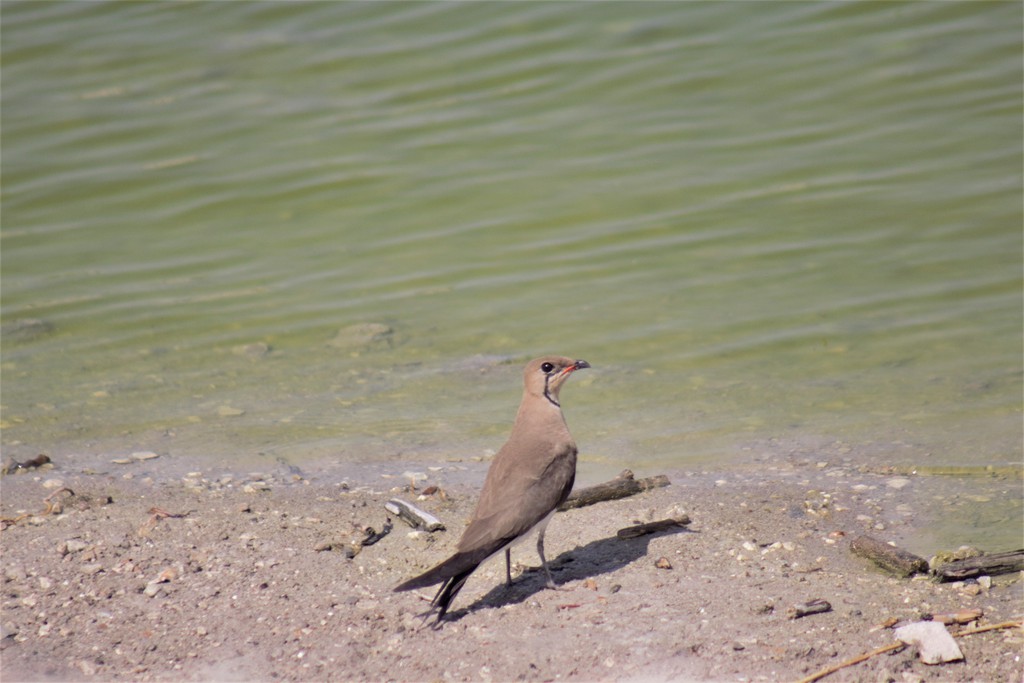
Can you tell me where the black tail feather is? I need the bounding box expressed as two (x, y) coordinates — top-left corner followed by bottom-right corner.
(393, 551), (480, 593)
(394, 539), (515, 623)
(430, 568), (474, 623)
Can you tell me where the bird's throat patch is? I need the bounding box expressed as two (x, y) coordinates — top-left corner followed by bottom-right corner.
(543, 375), (560, 407)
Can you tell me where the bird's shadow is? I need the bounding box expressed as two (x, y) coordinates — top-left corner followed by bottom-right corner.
(442, 526), (696, 623)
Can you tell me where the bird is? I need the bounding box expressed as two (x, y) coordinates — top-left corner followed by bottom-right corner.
(394, 355), (591, 623)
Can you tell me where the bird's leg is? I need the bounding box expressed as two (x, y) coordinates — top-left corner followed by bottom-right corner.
(505, 548), (513, 588)
(536, 528), (560, 590)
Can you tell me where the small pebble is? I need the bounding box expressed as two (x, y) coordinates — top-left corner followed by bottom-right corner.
(63, 539), (88, 554)
(80, 563), (104, 576)
(655, 557), (672, 570)
(233, 342), (270, 358)
(155, 567), (177, 583)
(42, 478), (64, 489)
(664, 503), (688, 520)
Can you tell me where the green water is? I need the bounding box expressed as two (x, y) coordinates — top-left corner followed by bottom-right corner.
(2, 2), (1021, 494)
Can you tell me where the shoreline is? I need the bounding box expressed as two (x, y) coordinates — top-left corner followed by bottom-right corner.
(1, 458), (1021, 682)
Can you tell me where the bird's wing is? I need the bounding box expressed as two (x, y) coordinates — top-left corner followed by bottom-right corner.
(456, 441), (577, 553)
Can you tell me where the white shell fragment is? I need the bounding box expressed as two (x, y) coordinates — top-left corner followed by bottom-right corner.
(894, 621), (964, 664)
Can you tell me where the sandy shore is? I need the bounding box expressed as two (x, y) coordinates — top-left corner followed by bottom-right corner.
(1, 456), (1020, 682)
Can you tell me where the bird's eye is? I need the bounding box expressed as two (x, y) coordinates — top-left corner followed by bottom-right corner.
(541, 362), (555, 373)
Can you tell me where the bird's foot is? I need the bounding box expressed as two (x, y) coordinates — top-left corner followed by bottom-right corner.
(543, 580), (572, 592)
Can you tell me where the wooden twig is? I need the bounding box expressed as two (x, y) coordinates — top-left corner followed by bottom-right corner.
(795, 642), (906, 683)
(149, 506), (190, 519)
(558, 470), (671, 511)
(953, 619), (1023, 637)
(849, 535), (928, 577)
(796, 620), (1022, 683)
(787, 599), (832, 619)
(0, 487), (75, 530)
(929, 608), (983, 625)
(932, 549), (1024, 581)
(137, 506), (189, 538)
(616, 517), (690, 539)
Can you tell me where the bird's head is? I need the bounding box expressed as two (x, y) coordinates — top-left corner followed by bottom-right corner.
(523, 356), (590, 407)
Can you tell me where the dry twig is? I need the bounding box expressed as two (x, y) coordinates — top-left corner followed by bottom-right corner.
(0, 487), (75, 530)
(795, 619), (1023, 683)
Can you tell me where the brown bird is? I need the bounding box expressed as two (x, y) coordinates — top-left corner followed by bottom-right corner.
(394, 355), (590, 623)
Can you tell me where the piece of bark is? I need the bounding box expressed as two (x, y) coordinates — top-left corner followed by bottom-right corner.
(384, 499), (445, 532)
(1, 454), (51, 475)
(850, 535), (928, 577)
(558, 470), (671, 511)
(617, 517), (690, 539)
(931, 549), (1024, 581)
(787, 598), (832, 619)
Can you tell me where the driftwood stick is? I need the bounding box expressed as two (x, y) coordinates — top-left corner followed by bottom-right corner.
(617, 517), (690, 539)
(384, 499), (446, 532)
(953, 619), (1023, 637)
(929, 608), (983, 625)
(558, 470), (671, 512)
(787, 598), (832, 620)
(850, 535), (928, 577)
(795, 642), (906, 683)
(932, 549), (1024, 581)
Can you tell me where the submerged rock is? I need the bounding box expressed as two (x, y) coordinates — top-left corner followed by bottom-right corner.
(1, 318), (54, 343)
(327, 323), (393, 350)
